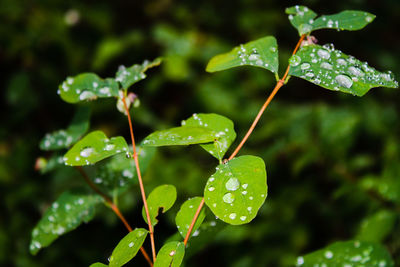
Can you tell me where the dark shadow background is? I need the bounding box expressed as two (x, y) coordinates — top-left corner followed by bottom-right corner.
(1, 0), (400, 266)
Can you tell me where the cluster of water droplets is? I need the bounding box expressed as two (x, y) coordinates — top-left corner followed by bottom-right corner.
(236, 45), (274, 69)
(42, 130), (74, 149)
(116, 64), (146, 84)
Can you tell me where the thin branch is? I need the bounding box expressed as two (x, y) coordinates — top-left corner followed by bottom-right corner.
(183, 198), (205, 246)
(121, 95), (157, 262)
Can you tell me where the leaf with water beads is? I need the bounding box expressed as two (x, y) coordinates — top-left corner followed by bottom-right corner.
(115, 58), (162, 89)
(206, 36), (278, 74)
(142, 184), (177, 227)
(108, 228), (148, 267)
(289, 44), (398, 96)
(204, 155), (267, 225)
(154, 241), (185, 267)
(175, 197), (206, 239)
(30, 191), (102, 255)
(286, 5), (317, 35)
(40, 106), (90, 151)
(295, 240), (394, 267)
(182, 113), (236, 160)
(63, 131), (129, 166)
(59, 73), (119, 104)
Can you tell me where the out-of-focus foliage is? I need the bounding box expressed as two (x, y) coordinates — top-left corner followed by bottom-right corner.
(1, 0), (400, 266)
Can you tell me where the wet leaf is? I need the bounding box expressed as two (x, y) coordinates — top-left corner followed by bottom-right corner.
(206, 36), (278, 73)
(115, 58), (162, 89)
(154, 241), (185, 267)
(286, 6), (317, 35)
(289, 44), (398, 96)
(143, 184), (177, 227)
(175, 197), (206, 239)
(63, 131), (129, 166)
(30, 191), (102, 255)
(108, 228), (148, 267)
(204, 155), (267, 225)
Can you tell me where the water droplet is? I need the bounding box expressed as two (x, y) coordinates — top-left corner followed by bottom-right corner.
(247, 207), (252, 212)
(270, 47), (277, 53)
(208, 186), (215, 192)
(129, 242), (134, 247)
(242, 191), (247, 195)
(123, 170), (133, 178)
(335, 74), (353, 88)
(299, 24), (312, 34)
(300, 63), (311, 70)
(337, 58), (347, 66)
(348, 66), (364, 77)
(324, 250), (333, 259)
(297, 256), (304, 265)
(240, 216), (246, 221)
(80, 147), (94, 158)
(229, 213), (236, 219)
(289, 55), (302, 67)
(79, 91), (96, 101)
(317, 49), (331, 59)
(305, 72), (315, 78)
(366, 16), (373, 22)
(225, 178), (240, 191)
(320, 62), (333, 70)
(223, 193), (235, 204)
(169, 250), (176, 256)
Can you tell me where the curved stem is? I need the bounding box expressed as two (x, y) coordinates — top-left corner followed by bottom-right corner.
(228, 34), (306, 160)
(183, 198), (205, 246)
(121, 96), (157, 263)
(75, 166), (153, 266)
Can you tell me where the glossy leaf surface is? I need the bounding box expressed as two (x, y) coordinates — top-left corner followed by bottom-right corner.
(154, 241), (185, 267)
(143, 184), (177, 226)
(115, 58), (162, 89)
(175, 197), (206, 239)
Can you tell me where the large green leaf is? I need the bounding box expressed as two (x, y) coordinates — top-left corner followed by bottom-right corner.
(286, 5), (375, 35)
(142, 184), (177, 227)
(108, 228), (148, 267)
(289, 44), (398, 96)
(206, 36), (278, 73)
(183, 113), (236, 160)
(40, 106), (90, 151)
(204, 155), (267, 225)
(355, 210), (397, 242)
(154, 241), (185, 267)
(63, 131), (129, 166)
(93, 146), (156, 195)
(59, 73), (119, 103)
(115, 58), (162, 89)
(295, 240), (394, 267)
(30, 191), (102, 255)
(175, 197), (206, 239)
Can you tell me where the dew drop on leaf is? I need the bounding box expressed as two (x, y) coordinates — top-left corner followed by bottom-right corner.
(223, 193), (235, 204)
(335, 74), (353, 88)
(225, 178), (240, 191)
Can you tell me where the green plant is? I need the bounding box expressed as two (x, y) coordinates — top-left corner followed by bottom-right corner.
(32, 5), (398, 267)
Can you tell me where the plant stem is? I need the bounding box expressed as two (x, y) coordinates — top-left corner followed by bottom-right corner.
(183, 198), (205, 246)
(75, 166), (153, 266)
(228, 34), (306, 160)
(121, 96), (157, 263)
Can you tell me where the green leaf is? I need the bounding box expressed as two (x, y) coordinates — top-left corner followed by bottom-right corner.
(183, 113), (236, 160)
(59, 73), (119, 103)
(115, 58), (162, 89)
(154, 241), (185, 267)
(94, 146), (156, 195)
(289, 44), (398, 96)
(355, 210), (397, 242)
(204, 155), (267, 225)
(30, 191), (102, 255)
(89, 263), (108, 267)
(63, 131), (129, 166)
(39, 153), (66, 174)
(108, 228), (148, 267)
(175, 197), (206, 239)
(143, 184), (177, 227)
(40, 106), (90, 151)
(295, 240), (394, 267)
(206, 36), (278, 73)
(286, 6), (375, 35)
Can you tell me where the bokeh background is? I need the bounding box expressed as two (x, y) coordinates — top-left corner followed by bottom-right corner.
(1, 0), (400, 266)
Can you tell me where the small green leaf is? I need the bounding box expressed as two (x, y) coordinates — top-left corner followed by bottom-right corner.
(115, 58), (162, 89)
(289, 44), (398, 96)
(30, 191), (102, 255)
(59, 73), (119, 103)
(108, 228), (148, 267)
(143, 184), (177, 227)
(206, 36), (278, 73)
(39, 153), (66, 174)
(94, 146), (156, 195)
(355, 210), (397, 242)
(175, 197), (206, 239)
(183, 113), (236, 160)
(40, 106), (90, 151)
(89, 263), (108, 267)
(286, 5), (317, 35)
(204, 155), (267, 225)
(154, 241), (185, 267)
(63, 131), (129, 166)
(295, 240), (394, 267)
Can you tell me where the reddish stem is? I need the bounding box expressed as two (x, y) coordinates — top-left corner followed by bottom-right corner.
(183, 198), (205, 246)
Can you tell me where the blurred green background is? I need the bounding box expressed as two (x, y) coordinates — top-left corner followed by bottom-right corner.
(1, 0), (400, 266)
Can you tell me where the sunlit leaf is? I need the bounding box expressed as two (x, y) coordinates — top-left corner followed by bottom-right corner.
(183, 113), (236, 160)
(204, 155), (267, 225)
(115, 58), (162, 89)
(59, 73), (119, 103)
(63, 131), (129, 166)
(206, 36), (278, 73)
(175, 197), (206, 239)
(295, 240), (394, 267)
(143, 184), (177, 227)
(108, 228), (148, 267)
(355, 210), (397, 242)
(40, 106), (90, 151)
(154, 241), (185, 267)
(30, 191), (102, 255)
(289, 44), (398, 96)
